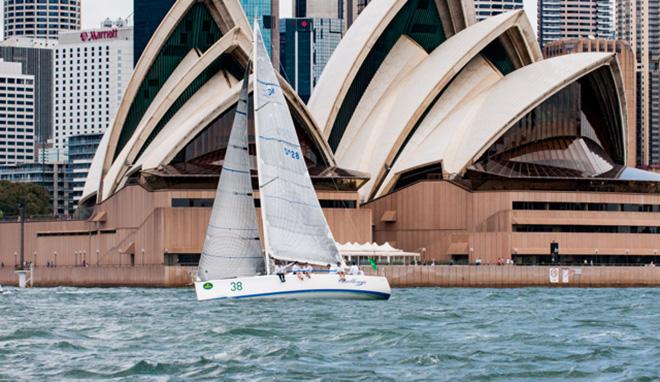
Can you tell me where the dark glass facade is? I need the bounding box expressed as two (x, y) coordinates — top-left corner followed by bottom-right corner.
(241, 0), (277, 59)
(280, 18), (314, 102)
(133, 0), (177, 66)
(513, 201), (660, 212)
(0, 46), (53, 144)
(513, 225), (660, 234)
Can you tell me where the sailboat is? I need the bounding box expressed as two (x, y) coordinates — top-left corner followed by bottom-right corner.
(194, 23), (391, 301)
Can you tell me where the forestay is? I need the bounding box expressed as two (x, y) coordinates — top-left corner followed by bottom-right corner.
(197, 71), (265, 281)
(252, 23), (341, 266)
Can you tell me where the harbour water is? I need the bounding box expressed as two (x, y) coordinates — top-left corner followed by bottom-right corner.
(1, 287), (658, 381)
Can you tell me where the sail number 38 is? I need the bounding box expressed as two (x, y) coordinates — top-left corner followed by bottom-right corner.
(284, 148), (300, 160)
(230, 282), (243, 292)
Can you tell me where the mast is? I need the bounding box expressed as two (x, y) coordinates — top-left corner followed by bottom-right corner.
(252, 21), (342, 266)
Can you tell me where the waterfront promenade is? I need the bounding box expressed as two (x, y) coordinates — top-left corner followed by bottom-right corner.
(1, 265), (660, 288)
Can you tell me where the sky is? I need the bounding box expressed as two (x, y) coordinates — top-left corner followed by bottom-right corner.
(1, 0), (538, 38)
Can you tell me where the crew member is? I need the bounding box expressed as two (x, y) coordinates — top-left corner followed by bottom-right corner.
(274, 261), (286, 283)
(303, 263), (313, 278)
(334, 262), (346, 281)
(291, 262), (304, 281)
(348, 261), (361, 276)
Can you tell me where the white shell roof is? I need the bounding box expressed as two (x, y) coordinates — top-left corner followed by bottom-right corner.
(378, 52), (619, 198)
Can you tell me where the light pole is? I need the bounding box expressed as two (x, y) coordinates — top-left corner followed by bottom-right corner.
(18, 203), (24, 270)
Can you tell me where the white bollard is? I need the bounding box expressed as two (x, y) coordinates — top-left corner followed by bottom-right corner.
(15, 270), (28, 288)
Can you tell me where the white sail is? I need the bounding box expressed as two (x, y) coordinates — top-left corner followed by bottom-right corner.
(197, 71), (265, 281)
(253, 22), (342, 267)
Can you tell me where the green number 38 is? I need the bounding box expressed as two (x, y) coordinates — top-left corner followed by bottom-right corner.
(230, 282), (243, 292)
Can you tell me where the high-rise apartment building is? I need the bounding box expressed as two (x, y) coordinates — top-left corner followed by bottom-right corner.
(312, 18), (344, 86)
(474, 0), (523, 21)
(292, 0), (370, 30)
(3, 0), (81, 40)
(0, 59), (35, 165)
(294, 0), (343, 17)
(0, 38), (54, 145)
(544, 38), (637, 166)
(53, 24), (133, 149)
(280, 18), (344, 102)
(67, 133), (103, 209)
(537, 0), (615, 48)
(133, 0), (177, 66)
(617, 0), (660, 166)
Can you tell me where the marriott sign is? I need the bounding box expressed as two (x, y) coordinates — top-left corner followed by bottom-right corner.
(80, 29), (118, 42)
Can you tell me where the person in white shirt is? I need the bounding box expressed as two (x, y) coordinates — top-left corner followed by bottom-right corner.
(348, 261), (360, 276)
(274, 261), (287, 283)
(291, 262), (304, 280)
(334, 261), (346, 281)
(302, 263), (313, 278)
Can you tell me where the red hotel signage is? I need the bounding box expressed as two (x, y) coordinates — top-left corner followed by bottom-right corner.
(80, 29), (118, 42)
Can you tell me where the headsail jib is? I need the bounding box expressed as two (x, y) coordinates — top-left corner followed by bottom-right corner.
(197, 68), (265, 281)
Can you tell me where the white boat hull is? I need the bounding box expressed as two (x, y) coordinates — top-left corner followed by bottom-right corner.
(195, 273), (391, 301)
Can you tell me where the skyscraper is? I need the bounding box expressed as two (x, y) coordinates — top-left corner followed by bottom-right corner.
(3, 0), (81, 40)
(280, 17), (344, 102)
(474, 0), (523, 21)
(312, 18), (344, 86)
(294, 0), (343, 18)
(0, 59), (35, 165)
(617, 0), (660, 166)
(67, 133), (103, 210)
(242, 0), (280, 68)
(280, 18), (314, 102)
(53, 24), (133, 149)
(292, 0), (370, 30)
(133, 0), (177, 66)
(0, 38), (54, 145)
(537, 0), (615, 48)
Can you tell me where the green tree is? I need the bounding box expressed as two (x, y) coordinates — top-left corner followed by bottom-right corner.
(0, 181), (50, 217)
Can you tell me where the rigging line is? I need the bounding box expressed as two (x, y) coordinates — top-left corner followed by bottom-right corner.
(328, 168), (361, 244)
(261, 194), (320, 208)
(257, 135), (301, 148)
(255, 100), (286, 112)
(259, 176), (279, 188)
(222, 167), (250, 174)
(208, 223), (259, 231)
(202, 254), (264, 259)
(256, 78), (281, 88)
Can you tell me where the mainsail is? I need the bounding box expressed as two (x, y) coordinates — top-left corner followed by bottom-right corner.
(197, 71), (265, 281)
(253, 22), (342, 266)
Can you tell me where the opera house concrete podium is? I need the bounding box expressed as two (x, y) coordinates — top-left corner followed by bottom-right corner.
(2, 0), (660, 286)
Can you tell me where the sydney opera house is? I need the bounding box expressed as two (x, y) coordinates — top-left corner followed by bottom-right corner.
(2, 0), (660, 280)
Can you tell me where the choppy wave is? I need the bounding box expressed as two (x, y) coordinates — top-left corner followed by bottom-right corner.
(0, 287), (658, 381)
